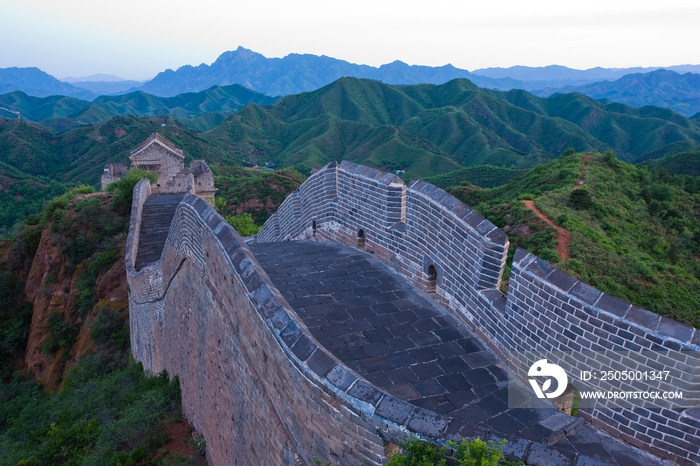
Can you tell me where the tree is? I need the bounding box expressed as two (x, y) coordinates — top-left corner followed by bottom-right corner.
(106, 169), (157, 212)
(569, 188), (593, 210)
(225, 213), (260, 237)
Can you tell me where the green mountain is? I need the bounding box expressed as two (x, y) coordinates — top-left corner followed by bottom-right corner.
(451, 151), (700, 327)
(206, 77), (700, 176)
(0, 85), (278, 132)
(538, 70), (700, 117)
(4, 77), (700, 231)
(640, 148), (700, 176)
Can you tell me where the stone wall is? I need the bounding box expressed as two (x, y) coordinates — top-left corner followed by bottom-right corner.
(256, 162), (700, 465)
(128, 188), (484, 466)
(504, 250), (700, 464)
(101, 163), (127, 191)
(147, 161), (216, 207)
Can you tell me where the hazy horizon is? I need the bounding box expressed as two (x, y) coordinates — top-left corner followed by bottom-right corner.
(2, 0), (699, 81)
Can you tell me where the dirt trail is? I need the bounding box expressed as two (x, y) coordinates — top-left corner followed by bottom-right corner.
(522, 200), (571, 261)
(573, 154), (592, 189)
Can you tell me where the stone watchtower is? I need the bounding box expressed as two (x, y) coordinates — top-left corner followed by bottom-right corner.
(101, 132), (216, 206)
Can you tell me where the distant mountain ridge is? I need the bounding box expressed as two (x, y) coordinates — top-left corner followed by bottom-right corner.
(472, 64), (700, 84)
(62, 74), (129, 83)
(0, 67), (96, 101)
(137, 46), (482, 96)
(536, 69), (700, 117)
(3, 47), (700, 116)
(136, 48), (700, 99)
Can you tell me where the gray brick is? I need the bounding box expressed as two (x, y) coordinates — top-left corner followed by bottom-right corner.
(347, 380), (384, 406)
(595, 293), (631, 317)
(527, 257), (554, 279)
(375, 395), (413, 424)
(406, 408), (448, 437)
(626, 306), (661, 330)
(545, 269), (578, 292)
(657, 317), (694, 343)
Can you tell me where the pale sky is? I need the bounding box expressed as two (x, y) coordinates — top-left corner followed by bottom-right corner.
(1, 0), (699, 81)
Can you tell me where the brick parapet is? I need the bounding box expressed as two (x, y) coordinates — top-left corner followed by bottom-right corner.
(125, 179), (151, 272)
(505, 248), (700, 464)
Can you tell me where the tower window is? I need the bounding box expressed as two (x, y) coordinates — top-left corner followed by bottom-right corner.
(357, 229), (366, 249)
(427, 265), (437, 293)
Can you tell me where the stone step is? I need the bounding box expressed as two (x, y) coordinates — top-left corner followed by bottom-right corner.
(134, 194), (185, 271)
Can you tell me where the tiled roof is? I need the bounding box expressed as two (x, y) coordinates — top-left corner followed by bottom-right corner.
(130, 133), (184, 159)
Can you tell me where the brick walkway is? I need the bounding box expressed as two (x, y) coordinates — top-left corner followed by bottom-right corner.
(249, 241), (669, 466)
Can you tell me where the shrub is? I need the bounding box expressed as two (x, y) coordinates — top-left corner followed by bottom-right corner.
(569, 188), (593, 210)
(107, 169), (157, 212)
(603, 149), (617, 165)
(0, 355), (184, 465)
(388, 438), (523, 466)
(225, 213), (260, 237)
(91, 307), (129, 350)
(539, 248), (560, 263)
(41, 313), (78, 354)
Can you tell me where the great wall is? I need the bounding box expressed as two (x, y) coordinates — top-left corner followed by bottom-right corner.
(126, 159), (700, 465)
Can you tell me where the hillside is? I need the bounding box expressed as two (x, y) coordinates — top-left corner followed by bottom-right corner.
(450, 151), (700, 327)
(0, 116), (239, 183)
(538, 70), (700, 117)
(0, 116), (238, 231)
(207, 77), (700, 175)
(0, 185), (207, 465)
(0, 85), (279, 132)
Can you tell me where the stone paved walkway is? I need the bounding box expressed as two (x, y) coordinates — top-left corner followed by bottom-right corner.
(249, 241), (670, 466)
